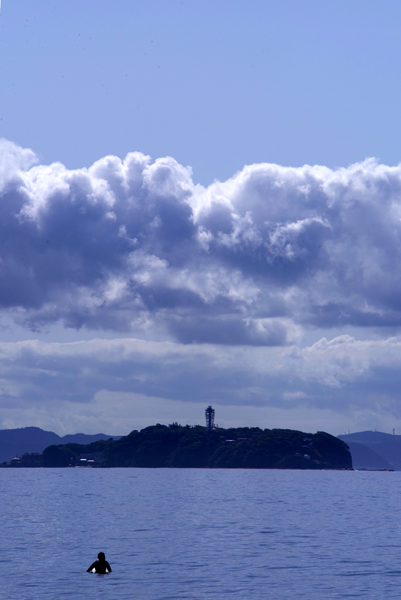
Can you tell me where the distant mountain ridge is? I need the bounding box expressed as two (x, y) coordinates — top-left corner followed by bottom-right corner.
(0, 426), (121, 463)
(338, 431), (401, 470)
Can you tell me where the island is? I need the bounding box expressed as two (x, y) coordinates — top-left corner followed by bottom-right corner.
(40, 424), (352, 469)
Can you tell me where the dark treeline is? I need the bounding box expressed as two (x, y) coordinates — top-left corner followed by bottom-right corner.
(42, 425), (352, 469)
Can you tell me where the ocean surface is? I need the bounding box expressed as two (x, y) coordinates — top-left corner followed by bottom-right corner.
(1, 469), (401, 600)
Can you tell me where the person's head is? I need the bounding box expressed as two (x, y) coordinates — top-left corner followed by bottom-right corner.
(98, 552), (105, 561)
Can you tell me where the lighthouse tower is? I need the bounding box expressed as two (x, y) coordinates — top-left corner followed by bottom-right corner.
(205, 405), (215, 431)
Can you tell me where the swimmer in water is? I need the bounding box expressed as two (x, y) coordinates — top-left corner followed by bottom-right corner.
(86, 552), (112, 574)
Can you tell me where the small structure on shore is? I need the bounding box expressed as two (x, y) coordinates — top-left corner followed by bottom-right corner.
(205, 405), (215, 431)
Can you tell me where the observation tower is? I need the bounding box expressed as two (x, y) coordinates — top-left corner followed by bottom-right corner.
(205, 405), (215, 431)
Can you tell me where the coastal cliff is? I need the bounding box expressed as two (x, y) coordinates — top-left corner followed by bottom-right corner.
(42, 425), (352, 469)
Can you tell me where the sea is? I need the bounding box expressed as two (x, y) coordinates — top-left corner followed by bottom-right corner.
(1, 468), (401, 600)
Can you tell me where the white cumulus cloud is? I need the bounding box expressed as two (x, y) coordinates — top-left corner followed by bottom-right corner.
(2, 140), (401, 346)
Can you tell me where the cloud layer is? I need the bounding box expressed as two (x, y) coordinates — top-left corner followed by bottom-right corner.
(2, 140), (401, 345)
(0, 334), (401, 433)
(2, 139), (401, 433)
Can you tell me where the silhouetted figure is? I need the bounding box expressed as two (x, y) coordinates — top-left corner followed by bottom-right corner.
(86, 552), (112, 574)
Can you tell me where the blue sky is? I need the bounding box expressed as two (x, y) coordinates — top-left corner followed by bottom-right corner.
(3, 0), (401, 184)
(1, 0), (401, 436)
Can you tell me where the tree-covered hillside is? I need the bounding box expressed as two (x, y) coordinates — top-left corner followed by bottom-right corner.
(42, 425), (352, 469)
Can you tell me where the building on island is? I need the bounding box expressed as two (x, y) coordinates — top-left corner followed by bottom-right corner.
(205, 405), (215, 431)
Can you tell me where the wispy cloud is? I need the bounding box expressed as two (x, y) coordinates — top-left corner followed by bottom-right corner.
(0, 334), (400, 432)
